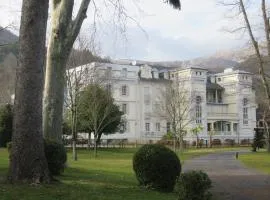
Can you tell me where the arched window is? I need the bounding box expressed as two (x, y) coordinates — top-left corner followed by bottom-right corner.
(195, 96), (202, 124)
(243, 98), (248, 125)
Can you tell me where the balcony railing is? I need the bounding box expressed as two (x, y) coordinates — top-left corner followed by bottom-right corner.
(208, 131), (238, 136)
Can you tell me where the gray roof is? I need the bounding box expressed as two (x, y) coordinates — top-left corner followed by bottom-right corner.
(206, 82), (224, 90)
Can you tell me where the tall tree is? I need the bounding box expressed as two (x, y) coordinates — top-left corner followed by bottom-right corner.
(221, 0), (270, 152)
(43, 0), (181, 143)
(9, 0), (50, 183)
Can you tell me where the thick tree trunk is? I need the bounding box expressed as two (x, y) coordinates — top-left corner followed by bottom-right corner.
(43, 0), (91, 143)
(9, 0), (50, 183)
(43, 41), (70, 142)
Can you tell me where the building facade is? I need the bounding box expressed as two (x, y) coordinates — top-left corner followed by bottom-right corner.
(67, 62), (257, 144)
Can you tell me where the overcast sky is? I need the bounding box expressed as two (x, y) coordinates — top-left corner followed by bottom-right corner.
(0, 0), (262, 61)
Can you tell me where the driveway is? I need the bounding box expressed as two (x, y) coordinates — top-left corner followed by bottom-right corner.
(183, 151), (270, 200)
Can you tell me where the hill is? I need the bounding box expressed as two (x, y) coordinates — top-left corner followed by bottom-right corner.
(0, 27), (18, 45)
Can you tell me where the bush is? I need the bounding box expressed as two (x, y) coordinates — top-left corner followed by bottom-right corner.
(177, 170), (212, 200)
(7, 140), (67, 176)
(6, 141), (12, 152)
(0, 104), (13, 147)
(44, 140), (67, 176)
(133, 144), (181, 192)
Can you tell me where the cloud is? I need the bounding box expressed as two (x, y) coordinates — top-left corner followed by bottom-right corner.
(0, 0), (262, 61)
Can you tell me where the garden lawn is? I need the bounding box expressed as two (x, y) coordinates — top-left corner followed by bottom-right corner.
(0, 146), (248, 200)
(239, 151), (270, 174)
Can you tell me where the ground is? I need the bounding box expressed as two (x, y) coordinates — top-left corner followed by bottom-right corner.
(183, 151), (270, 200)
(0, 147), (269, 200)
(0, 147), (213, 200)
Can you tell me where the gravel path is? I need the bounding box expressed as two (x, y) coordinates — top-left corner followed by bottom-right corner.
(182, 151), (270, 200)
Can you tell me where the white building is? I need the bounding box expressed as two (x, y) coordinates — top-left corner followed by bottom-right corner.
(67, 62), (256, 144)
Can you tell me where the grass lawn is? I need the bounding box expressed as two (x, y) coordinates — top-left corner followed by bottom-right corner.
(239, 150), (270, 174)
(0, 146), (248, 200)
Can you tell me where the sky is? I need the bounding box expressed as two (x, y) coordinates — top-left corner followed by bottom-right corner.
(0, 0), (263, 61)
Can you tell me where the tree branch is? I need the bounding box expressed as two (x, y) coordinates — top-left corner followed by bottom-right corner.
(70, 0), (91, 42)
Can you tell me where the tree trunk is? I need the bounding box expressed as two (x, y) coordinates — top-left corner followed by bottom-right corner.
(88, 132), (91, 150)
(173, 138), (176, 152)
(72, 140), (77, 161)
(9, 0), (50, 183)
(209, 135), (212, 148)
(43, 0), (91, 143)
(43, 40), (70, 142)
(94, 134), (98, 158)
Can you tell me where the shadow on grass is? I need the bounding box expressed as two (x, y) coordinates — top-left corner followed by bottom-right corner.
(0, 166), (178, 200)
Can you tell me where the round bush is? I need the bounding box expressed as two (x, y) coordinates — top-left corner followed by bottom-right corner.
(177, 170), (212, 200)
(133, 144), (181, 192)
(44, 140), (67, 176)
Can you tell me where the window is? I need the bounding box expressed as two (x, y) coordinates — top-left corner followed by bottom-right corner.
(122, 68), (127, 78)
(121, 85), (127, 96)
(217, 78), (221, 82)
(156, 123), (160, 132)
(217, 90), (222, 103)
(243, 98), (248, 125)
(145, 123), (150, 132)
(106, 84), (112, 93)
(207, 123), (211, 131)
(144, 87), (150, 104)
(195, 96), (202, 124)
(233, 123), (238, 132)
(122, 103), (127, 114)
(166, 122), (171, 132)
(120, 121), (127, 132)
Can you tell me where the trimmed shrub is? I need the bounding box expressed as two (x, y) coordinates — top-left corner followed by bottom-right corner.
(177, 170), (212, 200)
(133, 144), (181, 192)
(6, 141), (12, 152)
(44, 140), (67, 176)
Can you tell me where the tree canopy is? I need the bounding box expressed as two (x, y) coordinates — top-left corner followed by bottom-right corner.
(77, 84), (123, 143)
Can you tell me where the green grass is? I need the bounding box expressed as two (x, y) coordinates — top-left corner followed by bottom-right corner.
(239, 150), (270, 174)
(0, 146), (248, 200)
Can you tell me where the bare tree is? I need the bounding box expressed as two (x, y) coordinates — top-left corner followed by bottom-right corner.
(159, 80), (197, 151)
(43, 0), (182, 143)
(9, 0), (50, 183)
(255, 80), (270, 151)
(220, 0), (270, 152)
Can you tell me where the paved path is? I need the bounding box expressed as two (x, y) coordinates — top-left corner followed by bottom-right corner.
(183, 151), (270, 200)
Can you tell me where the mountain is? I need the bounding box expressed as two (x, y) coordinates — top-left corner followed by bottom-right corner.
(113, 56), (238, 73)
(0, 27), (18, 45)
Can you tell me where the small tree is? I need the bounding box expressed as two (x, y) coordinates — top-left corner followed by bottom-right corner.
(159, 80), (196, 151)
(252, 128), (265, 152)
(191, 125), (203, 148)
(0, 104), (13, 147)
(77, 84), (123, 157)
